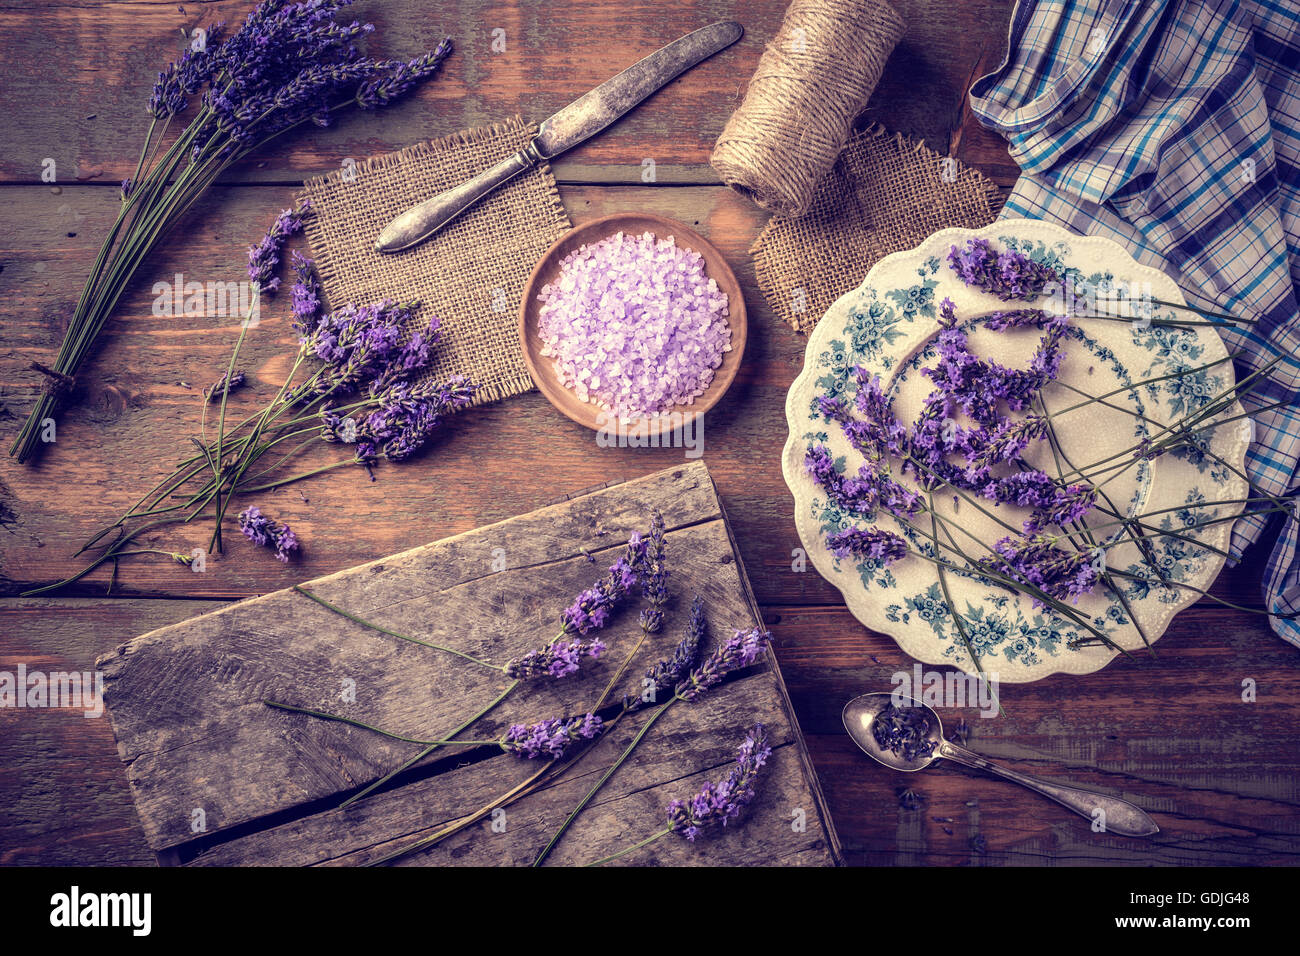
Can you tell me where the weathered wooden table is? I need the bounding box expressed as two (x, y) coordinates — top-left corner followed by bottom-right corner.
(2, 0), (1297, 867)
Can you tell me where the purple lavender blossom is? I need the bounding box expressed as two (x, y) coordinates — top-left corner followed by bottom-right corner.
(120, 179), (133, 199)
(947, 238), (1061, 300)
(824, 527), (908, 565)
(206, 369), (246, 403)
(983, 534), (1099, 606)
(147, 22), (225, 118)
(355, 38), (454, 109)
(805, 445), (923, 520)
(635, 510), (669, 633)
(289, 250), (322, 333)
(501, 712), (603, 759)
(299, 299), (415, 395)
(358, 375), (476, 462)
(675, 626), (771, 702)
(501, 713), (603, 760)
(667, 723), (771, 842)
(247, 199), (310, 293)
(559, 556), (639, 634)
(983, 308), (1057, 330)
(626, 594), (706, 711)
(237, 505), (300, 562)
(503, 637), (607, 680)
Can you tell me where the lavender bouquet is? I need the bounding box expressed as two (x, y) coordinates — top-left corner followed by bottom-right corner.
(25, 205), (476, 594)
(10, 0), (453, 464)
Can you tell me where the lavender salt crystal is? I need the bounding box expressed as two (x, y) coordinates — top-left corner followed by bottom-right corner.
(536, 231), (731, 419)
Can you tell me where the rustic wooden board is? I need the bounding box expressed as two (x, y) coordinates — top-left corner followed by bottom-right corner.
(96, 462), (841, 865)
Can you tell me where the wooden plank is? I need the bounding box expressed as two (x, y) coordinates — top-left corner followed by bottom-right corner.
(0, 596), (214, 866)
(0, 1), (1016, 186)
(97, 462), (840, 864)
(5, 594), (1296, 865)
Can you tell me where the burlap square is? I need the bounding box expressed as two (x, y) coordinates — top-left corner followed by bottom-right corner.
(298, 116), (570, 404)
(751, 125), (1004, 334)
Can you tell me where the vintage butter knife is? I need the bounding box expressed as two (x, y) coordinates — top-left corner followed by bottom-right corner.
(374, 20), (743, 252)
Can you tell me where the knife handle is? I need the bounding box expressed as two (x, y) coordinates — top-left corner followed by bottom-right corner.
(374, 141), (546, 252)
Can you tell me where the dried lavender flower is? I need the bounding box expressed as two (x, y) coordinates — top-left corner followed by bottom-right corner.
(982, 534), (1100, 606)
(206, 369), (246, 403)
(247, 199), (310, 293)
(626, 594), (706, 711)
(675, 626), (771, 702)
(503, 637), (607, 680)
(635, 510), (669, 632)
(666, 723), (771, 842)
(237, 505), (299, 563)
(947, 238), (1060, 301)
(824, 527), (908, 564)
(501, 713), (603, 760)
(872, 703), (936, 762)
(289, 250), (322, 333)
(355, 38), (453, 108)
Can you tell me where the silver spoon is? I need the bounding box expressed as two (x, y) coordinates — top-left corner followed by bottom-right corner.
(843, 692), (1160, 837)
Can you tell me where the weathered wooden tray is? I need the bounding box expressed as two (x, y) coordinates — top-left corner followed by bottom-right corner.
(98, 462), (841, 866)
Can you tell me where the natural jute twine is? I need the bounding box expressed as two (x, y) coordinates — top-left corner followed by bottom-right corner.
(710, 0), (906, 217)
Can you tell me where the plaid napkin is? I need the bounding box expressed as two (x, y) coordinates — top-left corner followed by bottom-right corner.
(969, 0), (1300, 647)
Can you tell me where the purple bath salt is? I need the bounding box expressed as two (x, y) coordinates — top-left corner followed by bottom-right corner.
(536, 231), (732, 419)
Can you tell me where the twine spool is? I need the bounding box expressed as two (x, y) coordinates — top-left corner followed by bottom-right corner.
(710, 0), (906, 217)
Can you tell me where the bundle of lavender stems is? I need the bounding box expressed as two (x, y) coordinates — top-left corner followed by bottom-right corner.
(25, 203), (476, 595)
(805, 238), (1294, 678)
(10, 0), (453, 464)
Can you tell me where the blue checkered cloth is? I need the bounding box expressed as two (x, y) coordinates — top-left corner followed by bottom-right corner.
(969, 0), (1300, 646)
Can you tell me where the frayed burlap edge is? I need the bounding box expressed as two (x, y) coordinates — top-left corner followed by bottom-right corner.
(297, 117), (570, 408)
(751, 123), (1005, 334)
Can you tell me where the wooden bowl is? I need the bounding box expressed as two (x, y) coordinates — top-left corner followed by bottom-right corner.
(519, 213), (747, 436)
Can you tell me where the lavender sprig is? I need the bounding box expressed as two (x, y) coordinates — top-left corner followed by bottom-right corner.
(205, 369), (246, 403)
(559, 553), (641, 635)
(625, 594), (706, 711)
(666, 723), (771, 842)
(824, 527), (908, 564)
(237, 505), (300, 563)
(355, 38), (454, 109)
(635, 510), (670, 632)
(503, 637), (607, 680)
(247, 200), (310, 293)
(501, 714), (603, 760)
(674, 626), (771, 702)
(947, 237), (1060, 300)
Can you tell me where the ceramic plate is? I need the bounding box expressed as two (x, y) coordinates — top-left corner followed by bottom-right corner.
(783, 219), (1250, 682)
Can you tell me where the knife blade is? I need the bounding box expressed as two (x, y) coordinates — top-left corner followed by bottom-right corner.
(374, 20), (743, 253)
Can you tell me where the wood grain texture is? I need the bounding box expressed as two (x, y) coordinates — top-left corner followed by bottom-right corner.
(4, 0), (1296, 870)
(96, 462), (840, 865)
(0, 1), (1016, 186)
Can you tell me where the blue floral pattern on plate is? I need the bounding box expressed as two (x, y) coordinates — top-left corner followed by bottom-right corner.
(782, 220), (1250, 682)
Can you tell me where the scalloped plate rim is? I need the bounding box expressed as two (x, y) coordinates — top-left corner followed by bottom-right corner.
(781, 218), (1248, 683)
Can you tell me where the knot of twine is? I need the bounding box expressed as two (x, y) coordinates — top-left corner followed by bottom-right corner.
(31, 361), (76, 399)
(711, 0), (906, 217)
